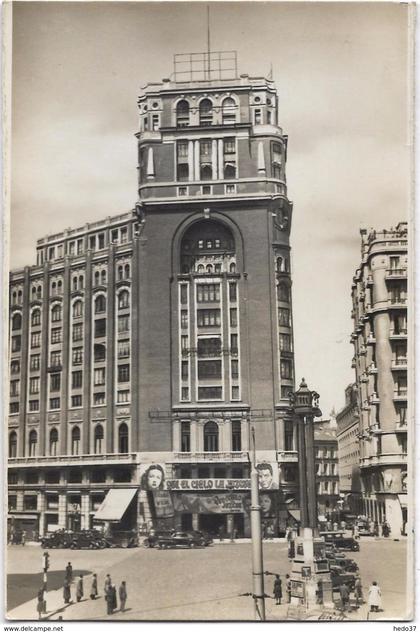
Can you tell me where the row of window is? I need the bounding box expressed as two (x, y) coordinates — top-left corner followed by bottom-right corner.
(180, 420), (242, 452)
(37, 225), (130, 264)
(175, 97), (237, 128)
(8, 423), (129, 458)
(11, 388), (131, 414)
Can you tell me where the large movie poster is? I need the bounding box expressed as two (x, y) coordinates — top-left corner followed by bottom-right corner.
(152, 491), (174, 518)
(139, 464), (166, 491)
(256, 462), (279, 490)
(173, 492), (246, 514)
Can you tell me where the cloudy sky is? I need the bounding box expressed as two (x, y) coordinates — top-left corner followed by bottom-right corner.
(9, 1), (411, 416)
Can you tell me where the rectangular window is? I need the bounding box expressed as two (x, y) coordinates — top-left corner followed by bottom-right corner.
(69, 241), (75, 255)
(118, 315), (130, 333)
(197, 309), (221, 327)
(49, 397), (60, 410)
(202, 185), (211, 195)
(95, 319), (106, 338)
(11, 360), (20, 374)
(50, 351), (62, 367)
(10, 380), (20, 397)
(231, 386), (240, 400)
(178, 186), (188, 196)
(50, 373), (61, 392)
(229, 283), (237, 302)
(177, 141), (188, 158)
(30, 333), (40, 349)
(180, 285), (188, 304)
(230, 333), (238, 354)
(272, 142), (282, 164)
(198, 386), (222, 400)
(120, 227), (128, 243)
(89, 235), (96, 251)
(279, 334), (292, 351)
(94, 368), (106, 386)
(197, 337), (221, 357)
(254, 109), (262, 124)
(72, 348), (83, 365)
(72, 371), (83, 389)
(118, 364), (130, 383)
(267, 111), (272, 125)
(225, 184), (236, 194)
(71, 395), (82, 407)
(224, 138), (236, 154)
(284, 421), (294, 451)
(111, 229), (119, 244)
(51, 307), (62, 322)
(230, 308), (238, 327)
(181, 421), (191, 452)
(180, 310), (188, 328)
(29, 400), (39, 412)
(98, 234), (105, 249)
(118, 340), (130, 358)
(231, 359), (239, 379)
(200, 140), (211, 156)
(48, 246), (55, 260)
(181, 387), (189, 401)
(10, 402), (19, 414)
(181, 361), (189, 380)
(77, 239), (83, 254)
(197, 284), (220, 303)
(198, 360), (222, 379)
(29, 377), (39, 395)
(272, 164), (281, 180)
(152, 114), (159, 131)
(72, 323), (83, 342)
(117, 390), (130, 403)
(177, 164), (189, 181)
(93, 392), (105, 405)
(51, 328), (62, 344)
(278, 308), (290, 327)
(280, 359), (292, 379)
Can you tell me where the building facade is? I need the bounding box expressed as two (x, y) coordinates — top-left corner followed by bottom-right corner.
(8, 52), (300, 539)
(314, 421), (340, 520)
(336, 383), (362, 514)
(351, 223), (408, 536)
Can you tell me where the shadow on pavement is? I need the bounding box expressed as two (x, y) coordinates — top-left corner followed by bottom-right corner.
(7, 570), (91, 610)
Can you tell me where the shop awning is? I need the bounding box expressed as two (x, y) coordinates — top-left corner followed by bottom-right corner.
(288, 509), (301, 522)
(94, 488), (137, 521)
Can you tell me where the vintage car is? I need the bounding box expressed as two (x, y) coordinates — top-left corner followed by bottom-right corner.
(328, 556), (359, 573)
(143, 530), (175, 548)
(156, 531), (206, 549)
(190, 530), (213, 546)
(321, 532), (360, 552)
(330, 567), (357, 591)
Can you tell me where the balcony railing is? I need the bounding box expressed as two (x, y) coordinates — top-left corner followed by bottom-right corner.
(277, 450), (298, 463)
(386, 268), (407, 278)
(171, 451), (249, 463)
(8, 453), (138, 467)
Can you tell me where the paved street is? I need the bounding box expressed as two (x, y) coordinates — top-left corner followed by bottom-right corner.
(7, 538), (409, 621)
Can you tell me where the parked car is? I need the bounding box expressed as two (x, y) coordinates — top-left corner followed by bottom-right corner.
(156, 531), (206, 549)
(41, 530), (74, 549)
(69, 530), (110, 549)
(190, 530), (213, 546)
(324, 544), (346, 558)
(143, 530), (175, 548)
(330, 567), (357, 591)
(321, 532), (360, 552)
(329, 556), (359, 573)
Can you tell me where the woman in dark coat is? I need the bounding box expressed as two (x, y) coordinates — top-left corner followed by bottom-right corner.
(76, 575), (84, 602)
(63, 579), (71, 604)
(273, 575), (282, 605)
(111, 584), (118, 611)
(90, 574), (98, 600)
(65, 563), (73, 583)
(106, 584), (117, 615)
(119, 581), (127, 612)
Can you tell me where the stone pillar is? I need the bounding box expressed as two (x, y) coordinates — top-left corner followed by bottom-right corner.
(81, 493), (90, 530)
(224, 419), (232, 452)
(188, 141), (194, 182)
(16, 490), (24, 511)
(191, 421), (198, 453)
(218, 139), (224, 179)
(37, 492), (46, 537)
(197, 421), (204, 452)
(241, 419), (249, 452)
(212, 140), (218, 180)
(173, 420), (181, 452)
(194, 140), (200, 181)
(58, 493), (67, 529)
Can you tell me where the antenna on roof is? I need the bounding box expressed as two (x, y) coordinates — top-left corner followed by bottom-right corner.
(207, 4), (211, 80)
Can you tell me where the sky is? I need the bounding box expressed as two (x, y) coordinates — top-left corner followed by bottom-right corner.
(9, 1), (411, 416)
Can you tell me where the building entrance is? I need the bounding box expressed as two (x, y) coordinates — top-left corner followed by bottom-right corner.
(199, 514), (227, 537)
(181, 514), (193, 531)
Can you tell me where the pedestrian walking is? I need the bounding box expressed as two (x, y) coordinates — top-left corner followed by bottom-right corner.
(382, 521), (390, 538)
(353, 524), (359, 539)
(273, 575), (282, 605)
(90, 574), (98, 600)
(21, 530), (26, 546)
(218, 525), (225, 541)
(119, 581), (127, 612)
(354, 576), (363, 607)
(104, 574), (112, 599)
(106, 583), (117, 614)
(316, 580), (323, 605)
(63, 578), (71, 604)
(76, 575), (84, 602)
(65, 562), (73, 583)
(373, 522), (379, 537)
(37, 587), (44, 620)
(339, 583), (350, 612)
(285, 574), (291, 603)
(368, 581), (382, 613)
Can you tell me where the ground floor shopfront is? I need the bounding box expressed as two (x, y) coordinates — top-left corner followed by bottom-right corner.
(361, 492), (408, 536)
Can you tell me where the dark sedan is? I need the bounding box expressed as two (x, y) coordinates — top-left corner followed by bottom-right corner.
(156, 531), (205, 549)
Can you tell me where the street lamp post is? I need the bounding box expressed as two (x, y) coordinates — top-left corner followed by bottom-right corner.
(250, 426), (266, 621)
(288, 379), (334, 612)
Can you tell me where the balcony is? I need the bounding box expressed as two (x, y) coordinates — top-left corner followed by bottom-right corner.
(393, 390), (407, 402)
(389, 329), (407, 339)
(277, 450), (298, 463)
(391, 359), (408, 370)
(386, 268), (407, 279)
(8, 453), (139, 468)
(170, 451), (249, 463)
(388, 298), (407, 309)
(360, 452), (407, 468)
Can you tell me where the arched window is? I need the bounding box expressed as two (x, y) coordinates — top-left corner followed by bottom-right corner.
(222, 97), (236, 125)
(31, 309), (41, 326)
(277, 283), (289, 302)
(200, 165), (212, 181)
(118, 423), (129, 453)
(37, 286), (42, 300)
(224, 164), (236, 179)
(206, 264), (213, 273)
(197, 264), (205, 274)
(18, 290), (23, 304)
(95, 294), (106, 314)
(276, 257), (283, 273)
(51, 282), (57, 296)
(199, 99), (213, 125)
(118, 290), (130, 310)
(12, 291), (17, 304)
(94, 425), (104, 454)
(49, 428), (58, 456)
(9, 431), (17, 458)
(51, 304), (62, 322)
(12, 313), (22, 330)
(72, 300), (83, 318)
(29, 430), (38, 457)
(176, 100), (190, 127)
(118, 265), (123, 281)
(229, 262), (237, 274)
(71, 426), (81, 456)
(57, 280), (63, 294)
(32, 286), (37, 297)
(79, 275), (84, 290)
(101, 270), (107, 285)
(204, 421), (219, 452)
(72, 277), (78, 291)
(94, 271), (100, 287)
(124, 264), (130, 279)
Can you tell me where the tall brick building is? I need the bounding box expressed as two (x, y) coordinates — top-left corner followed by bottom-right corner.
(8, 53), (299, 539)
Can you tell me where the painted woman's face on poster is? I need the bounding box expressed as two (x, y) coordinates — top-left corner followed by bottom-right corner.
(140, 464), (165, 490)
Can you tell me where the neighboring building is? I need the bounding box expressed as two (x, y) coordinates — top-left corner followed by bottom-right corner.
(8, 52), (299, 539)
(351, 223), (408, 536)
(314, 420), (340, 519)
(336, 383), (362, 514)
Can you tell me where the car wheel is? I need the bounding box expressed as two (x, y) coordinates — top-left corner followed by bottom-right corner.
(190, 542), (197, 549)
